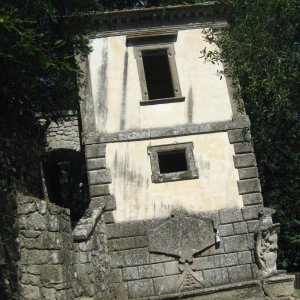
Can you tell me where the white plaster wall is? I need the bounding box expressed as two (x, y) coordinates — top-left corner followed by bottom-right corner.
(88, 29), (233, 134)
(106, 133), (243, 222)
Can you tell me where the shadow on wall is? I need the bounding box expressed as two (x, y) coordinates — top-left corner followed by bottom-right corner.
(0, 190), (21, 299)
(42, 149), (90, 227)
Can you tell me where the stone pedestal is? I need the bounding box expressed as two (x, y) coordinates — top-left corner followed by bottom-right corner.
(263, 274), (295, 298)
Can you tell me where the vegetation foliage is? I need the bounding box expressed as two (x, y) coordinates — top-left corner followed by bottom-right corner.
(0, 0), (102, 135)
(201, 0), (300, 271)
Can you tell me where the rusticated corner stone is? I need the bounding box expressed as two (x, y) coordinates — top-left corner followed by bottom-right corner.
(89, 195), (114, 210)
(228, 129), (251, 144)
(89, 184), (110, 197)
(234, 142), (253, 154)
(233, 154), (257, 168)
(242, 205), (263, 220)
(86, 157), (106, 170)
(238, 178), (261, 194)
(85, 143), (106, 158)
(238, 167), (259, 180)
(88, 169), (111, 185)
(242, 193), (263, 206)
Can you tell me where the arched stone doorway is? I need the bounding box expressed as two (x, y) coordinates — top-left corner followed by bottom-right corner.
(43, 149), (89, 227)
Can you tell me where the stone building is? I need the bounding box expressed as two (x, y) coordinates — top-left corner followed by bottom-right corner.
(0, 2), (296, 300)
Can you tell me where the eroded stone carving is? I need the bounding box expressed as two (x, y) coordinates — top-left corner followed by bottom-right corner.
(177, 268), (210, 292)
(255, 208), (280, 278)
(148, 213), (219, 292)
(148, 213), (219, 261)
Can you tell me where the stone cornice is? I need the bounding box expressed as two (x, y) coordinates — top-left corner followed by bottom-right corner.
(65, 2), (227, 35)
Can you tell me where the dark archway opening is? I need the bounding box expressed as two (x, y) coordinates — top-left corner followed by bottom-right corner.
(43, 149), (89, 227)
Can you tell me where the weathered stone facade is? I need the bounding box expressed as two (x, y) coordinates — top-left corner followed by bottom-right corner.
(0, 3), (296, 300)
(74, 3), (295, 299)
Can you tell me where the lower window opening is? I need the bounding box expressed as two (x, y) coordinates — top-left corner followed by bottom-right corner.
(158, 149), (188, 174)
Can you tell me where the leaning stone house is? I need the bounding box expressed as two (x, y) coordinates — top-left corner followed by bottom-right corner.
(0, 2), (296, 300)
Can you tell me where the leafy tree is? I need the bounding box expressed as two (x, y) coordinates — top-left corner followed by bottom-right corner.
(0, 1), (105, 136)
(98, 0), (205, 10)
(202, 0), (300, 271)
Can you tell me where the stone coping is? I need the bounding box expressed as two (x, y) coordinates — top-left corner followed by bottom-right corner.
(138, 280), (262, 300)
(84, 115), (250, 145)
(72, 208), (102, 241)
(264, 273), (295, 285)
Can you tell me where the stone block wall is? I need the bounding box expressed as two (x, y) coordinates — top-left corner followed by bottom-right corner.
(73, 218), (110, 300)
(45, 112), (81, 152)
(17, 194), (74, 299)
(103, 206), (263, 299)
(79, 118), (269, 299)
(14, 193), (112, 300)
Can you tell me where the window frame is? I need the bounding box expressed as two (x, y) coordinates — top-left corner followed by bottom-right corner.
(148, 142), (199, 183)
(134, 43), (184, 105)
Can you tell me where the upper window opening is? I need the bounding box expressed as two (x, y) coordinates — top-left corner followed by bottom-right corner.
(158, 149), (187, 174)
(142, 49), (174, 100)
(133, 42), (184, 105)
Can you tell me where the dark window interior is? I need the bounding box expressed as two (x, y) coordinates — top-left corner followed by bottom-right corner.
(142, 49), (174, 100)
(158, 149), (188, 174)
(43, 149), (89, 227)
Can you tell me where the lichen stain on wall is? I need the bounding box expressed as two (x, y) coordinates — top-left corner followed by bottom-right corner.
(187, 86), (194, 124)
(120, 49), (129, 130)
(97, 38), (108, 133)
(88, 29), (233, 134)
(107, 133), (243, 223)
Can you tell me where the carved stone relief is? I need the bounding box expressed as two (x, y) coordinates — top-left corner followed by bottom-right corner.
(148, 213), (219, 293)
(255, 208), (280, 278)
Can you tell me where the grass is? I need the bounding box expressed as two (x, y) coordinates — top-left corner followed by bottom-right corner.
(295, 289), (300, 297)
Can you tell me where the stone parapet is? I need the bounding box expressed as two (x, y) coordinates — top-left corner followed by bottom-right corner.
(17, 194), (74, 299)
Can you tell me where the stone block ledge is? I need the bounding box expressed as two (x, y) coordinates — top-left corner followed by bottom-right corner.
(72, 208), (102, 242)
(83, 115), (250, 145)
(136, 280), (264, 300)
